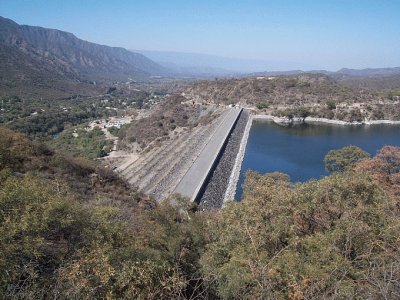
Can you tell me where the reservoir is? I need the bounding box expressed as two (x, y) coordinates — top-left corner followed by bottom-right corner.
(235, 120), (400, 199)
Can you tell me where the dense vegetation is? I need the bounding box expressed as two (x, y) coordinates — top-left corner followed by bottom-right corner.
(1, 126), (399, 299)
(0, 90), (152, 138)
(0, 127), (211, 299)
(49, 126), (112, 159)
(202, 167), (399, 299)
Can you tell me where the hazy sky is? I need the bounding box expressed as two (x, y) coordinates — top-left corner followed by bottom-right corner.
(1, 0), (399, 70)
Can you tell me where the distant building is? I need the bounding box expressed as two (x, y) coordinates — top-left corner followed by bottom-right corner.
(105, 119), (128, 129)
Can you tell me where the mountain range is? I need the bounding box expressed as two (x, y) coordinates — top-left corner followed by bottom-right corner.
(1, 15), (400, 99)
(135, 50), (400, 83)
(134, 49), (319, 76)
(0, 16), (168, 98)
(250, 67), (400, 78)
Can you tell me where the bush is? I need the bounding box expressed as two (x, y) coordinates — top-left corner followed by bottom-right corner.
(201, 168), (398, 299)
(256, 102), (269, 110)
(326, 100), (337, 110)
(0, 174), (209, 299)
(324, 145), (370, 172)
(0, 127), (33, 171)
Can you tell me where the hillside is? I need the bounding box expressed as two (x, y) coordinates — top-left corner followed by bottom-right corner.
(183, 74), (400, 121)
(1, 126), (400, 299)
(335, 67), (400, 77)
(336, 74), (400, 89)
(331, 67), (400, 89)
(250, 67), (400, 89)
(0, 16), (168, 99)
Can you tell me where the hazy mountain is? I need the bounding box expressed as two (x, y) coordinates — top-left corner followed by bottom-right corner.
(157, 61), (236, 78)
(133, 50), (240, 77)
(133, 50), (316, 76)
(336, 67), (400, 78)
(0, 16), (169, 98)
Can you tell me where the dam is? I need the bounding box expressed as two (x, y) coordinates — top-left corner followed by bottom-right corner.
(115, 105), (248, 207)
(173, 107), (243, 202)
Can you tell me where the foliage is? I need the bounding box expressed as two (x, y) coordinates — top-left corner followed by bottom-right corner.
(275, 107), (311, 119)
(1, 127), (400, 299)
(256, 102), (269, 110)
(0, 127), (33, 171)
(0, 175), (210, 299)
(107, 125), (121, 137)
(0, 129), (210, 298)
(0, 125), (140, 209)
(324, 145), (370, 172)
(49, 126), (112, 159)
(0, 91), (149, 138)
(0, 175), (95, 297)
(201, 169), (400, 299)
(355, 146), (400, 208)
(326, 100), (337, 110)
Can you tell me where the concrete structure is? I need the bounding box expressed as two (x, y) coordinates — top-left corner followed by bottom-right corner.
(173, 107), (242, 202)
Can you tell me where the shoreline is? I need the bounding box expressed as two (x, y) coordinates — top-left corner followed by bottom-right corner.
(223, 113), (253, 203)
(253, 114), (400, 126)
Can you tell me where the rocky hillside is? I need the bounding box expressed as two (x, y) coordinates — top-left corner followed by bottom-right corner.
(183, 74), (400, 121)
(250, 67), (400, 89)
(0, 16), (168, 99)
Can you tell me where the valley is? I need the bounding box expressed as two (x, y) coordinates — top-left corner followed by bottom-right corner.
(1, 10), (400, 299)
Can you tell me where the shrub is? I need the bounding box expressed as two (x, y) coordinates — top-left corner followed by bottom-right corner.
(324, 145), (370, 172)
(256, 102), (269, 110)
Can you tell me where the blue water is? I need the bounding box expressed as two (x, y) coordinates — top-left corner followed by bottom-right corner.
(235, 120), (400, 199)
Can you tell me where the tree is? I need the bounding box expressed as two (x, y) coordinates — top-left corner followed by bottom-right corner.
(256, 102), (269, 110)
(200, 168), (400, 299)
(326, 100), (336, 110)
(324, 145), (370, 172)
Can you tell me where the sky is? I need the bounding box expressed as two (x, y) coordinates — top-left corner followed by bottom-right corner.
(1, 0), (400, 71)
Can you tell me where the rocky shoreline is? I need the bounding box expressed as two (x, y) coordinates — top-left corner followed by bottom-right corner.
(253, 114), (400, 126)
(223, 112), (253, 203)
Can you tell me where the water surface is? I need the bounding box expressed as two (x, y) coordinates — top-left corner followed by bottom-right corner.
(235, 120), (400, 199)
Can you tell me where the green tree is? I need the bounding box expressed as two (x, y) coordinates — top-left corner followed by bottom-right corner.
(324, 145), (370, 172)
(256, 102), (269, 110)
(326, 100), (336, 110)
